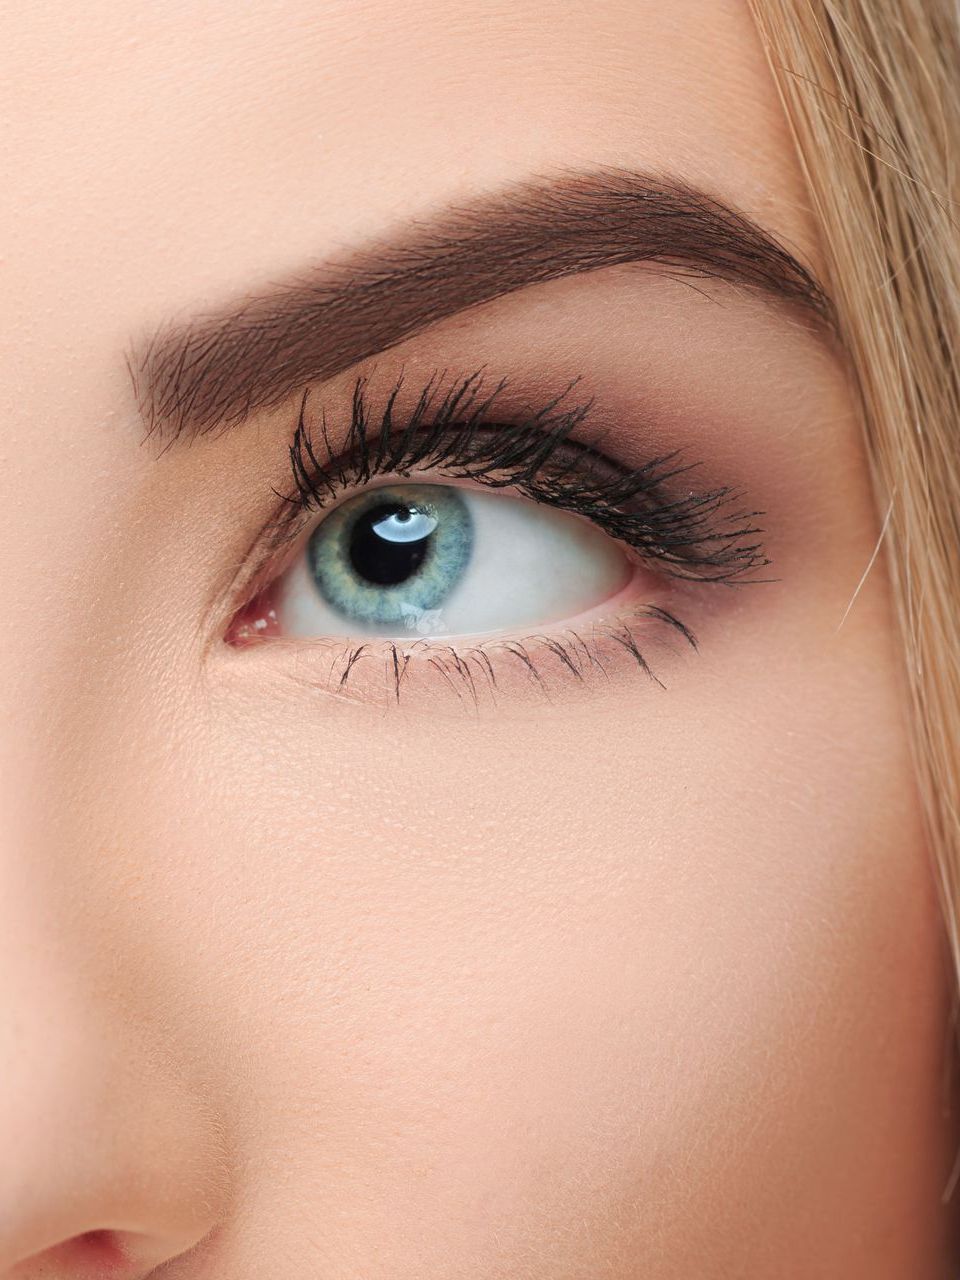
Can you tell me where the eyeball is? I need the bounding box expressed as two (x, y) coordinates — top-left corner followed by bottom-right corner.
(271, 481), (634, 639)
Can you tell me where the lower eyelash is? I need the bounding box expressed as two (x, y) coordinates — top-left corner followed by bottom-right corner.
(308, 603), (698, 708)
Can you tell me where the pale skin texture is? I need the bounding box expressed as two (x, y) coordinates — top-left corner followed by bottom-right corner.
(0, 2), (956, 1278)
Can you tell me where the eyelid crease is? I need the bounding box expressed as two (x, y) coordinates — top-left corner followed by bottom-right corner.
(272, 368), (771, 585)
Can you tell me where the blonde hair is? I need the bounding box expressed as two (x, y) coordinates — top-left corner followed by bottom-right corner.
(747, 2), (960, 981)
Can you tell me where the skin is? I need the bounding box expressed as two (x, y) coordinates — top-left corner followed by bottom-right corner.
(0, 2), (956, 1277)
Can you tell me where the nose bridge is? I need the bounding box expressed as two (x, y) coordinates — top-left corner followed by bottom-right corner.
(0, 52), (237, 1262)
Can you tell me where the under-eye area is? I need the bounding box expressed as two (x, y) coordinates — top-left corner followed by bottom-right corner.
(229, 598), (700, 710)
(224, 369), (766, 706)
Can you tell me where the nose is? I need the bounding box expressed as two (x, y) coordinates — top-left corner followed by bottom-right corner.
(0, 858), (227, 1279)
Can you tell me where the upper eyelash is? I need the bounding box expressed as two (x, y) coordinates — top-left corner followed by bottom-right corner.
(279, 368), (770, 583)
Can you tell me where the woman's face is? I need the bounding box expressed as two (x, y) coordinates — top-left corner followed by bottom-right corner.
(1, 2), (955, 1276)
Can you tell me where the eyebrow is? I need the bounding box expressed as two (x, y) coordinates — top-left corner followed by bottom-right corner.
(130, 169), (833, 441)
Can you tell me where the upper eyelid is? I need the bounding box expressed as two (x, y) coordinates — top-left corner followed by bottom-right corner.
(270, 369), (770, 586)
(272, 369), (592, 525)
(290, 411), (631, 511)
(285, 370), (622, 513)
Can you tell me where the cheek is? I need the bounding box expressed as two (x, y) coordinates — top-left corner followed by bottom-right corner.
(78, 573), (949, 1275)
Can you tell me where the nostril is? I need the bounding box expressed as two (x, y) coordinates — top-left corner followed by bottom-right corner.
(12, 1229), (137, 1277)
(63, 1230), (126, 1270)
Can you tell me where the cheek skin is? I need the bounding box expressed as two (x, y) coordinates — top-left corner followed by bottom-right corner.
(54, 488), (950, 1278)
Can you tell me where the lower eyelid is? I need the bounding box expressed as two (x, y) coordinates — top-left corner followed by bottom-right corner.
(221, 584), (699, 714)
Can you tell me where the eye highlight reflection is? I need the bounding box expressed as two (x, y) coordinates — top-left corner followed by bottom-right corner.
(302, 483), (473, 633)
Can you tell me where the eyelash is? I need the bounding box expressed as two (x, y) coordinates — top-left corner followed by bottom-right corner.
(278, 368), (768, 584)
(323, 605), (700, 708)
(231, 369), (767, 704)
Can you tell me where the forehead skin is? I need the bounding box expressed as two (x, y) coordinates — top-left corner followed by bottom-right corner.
(0, 3), (954, 1279)
(0, 0), (814, 328)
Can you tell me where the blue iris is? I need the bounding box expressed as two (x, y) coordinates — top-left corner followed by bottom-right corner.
(307, 483), (474, 629)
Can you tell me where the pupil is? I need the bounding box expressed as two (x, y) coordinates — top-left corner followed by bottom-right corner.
(348, 502), (437, 586)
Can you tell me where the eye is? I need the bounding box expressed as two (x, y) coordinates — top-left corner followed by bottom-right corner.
(269, 480), (634, 639)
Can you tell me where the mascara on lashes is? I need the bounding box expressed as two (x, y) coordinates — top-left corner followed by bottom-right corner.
(226, 368), (766, 700)
(278, 368), (770, 585)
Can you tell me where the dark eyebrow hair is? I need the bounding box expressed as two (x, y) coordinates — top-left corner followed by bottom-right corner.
(130, 169), (833, 441)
